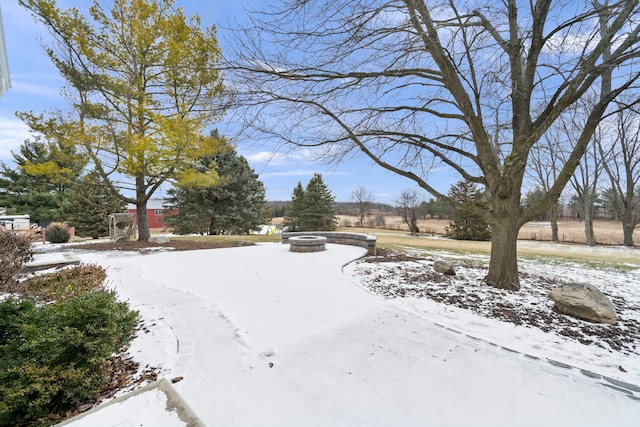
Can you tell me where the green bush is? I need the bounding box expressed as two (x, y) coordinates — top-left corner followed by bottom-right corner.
(45, 223), (71, 244)
(0, 292), (139, 426)
(0, 232), (34, 289)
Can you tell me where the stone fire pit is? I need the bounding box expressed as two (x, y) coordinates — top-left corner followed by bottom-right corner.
(289, 235), (327, 253)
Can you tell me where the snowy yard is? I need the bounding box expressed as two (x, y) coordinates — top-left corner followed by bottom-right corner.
(50, 240), (639, 426)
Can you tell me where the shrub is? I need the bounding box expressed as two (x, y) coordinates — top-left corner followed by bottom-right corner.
(0, 232), (34, 289)
(368, 215), (386, 228)
(21, 264), (107, 302)
(0, 292), (139, 426)
(445, 180), (492, 241)
(45, 223), (71, 244)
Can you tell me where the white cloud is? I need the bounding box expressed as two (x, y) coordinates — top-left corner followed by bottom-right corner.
(12, 78), (63, 99)
(245, 151), (291, 165)
(260, 168), (353, 179)
(0, 116), (29, 162)
(260, 168), (318, 178)
(245, 148), (319, 166)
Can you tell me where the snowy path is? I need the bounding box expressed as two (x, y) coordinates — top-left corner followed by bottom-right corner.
(75, 243), (640, 426)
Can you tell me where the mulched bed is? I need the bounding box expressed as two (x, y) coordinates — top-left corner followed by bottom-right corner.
(355, 248), (640, 355)
(76, 239), (254, 252)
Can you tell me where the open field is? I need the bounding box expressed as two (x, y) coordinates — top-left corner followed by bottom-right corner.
(337, 216), (636, 246)
(260, 215), (637, 264)
(150, 219), (638, 268)
(340, 226), (639, 268)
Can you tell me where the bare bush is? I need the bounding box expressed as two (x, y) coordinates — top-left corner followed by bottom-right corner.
(0, 232), (34, 289)
(368, 215), (386, 228)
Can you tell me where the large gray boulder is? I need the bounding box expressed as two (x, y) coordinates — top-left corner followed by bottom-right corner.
(549, 283), (618, 324)
(433, 260), (456, 276)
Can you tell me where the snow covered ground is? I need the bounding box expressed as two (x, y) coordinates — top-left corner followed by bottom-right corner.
(45, 241), (639, 426)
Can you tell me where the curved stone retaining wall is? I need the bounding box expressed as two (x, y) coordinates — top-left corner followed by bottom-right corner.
(282, 231), (377, 256)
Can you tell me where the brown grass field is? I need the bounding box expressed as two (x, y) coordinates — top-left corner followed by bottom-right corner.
(336, 215), (636, 246)
(334, 216), (639, 266)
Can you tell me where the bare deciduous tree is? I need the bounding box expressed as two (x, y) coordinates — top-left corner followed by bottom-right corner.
(351, 186), (376, 227)
(550, 98), (604, 246)
(227, 0), (640, 290)
(527, 126), (566, 242)
(571, 129), (604, 246)
(599, 100), (640, 246)
(395, 188), (424, 235)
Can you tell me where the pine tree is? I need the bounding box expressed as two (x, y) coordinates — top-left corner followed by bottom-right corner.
(0, 134), (87, 223)
(300, 173), (337, 231)
(284, 175), (337, 231)
(446, 180), (492, 241)
(57, 171), (126, 238)
(283, 181), (305, 231)
(164, 149), (266, 235)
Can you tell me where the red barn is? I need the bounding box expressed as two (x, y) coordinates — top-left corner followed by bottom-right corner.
(127, 199), (176, 230)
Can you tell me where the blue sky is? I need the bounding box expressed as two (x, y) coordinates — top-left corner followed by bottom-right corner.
(0, 0), (454, 203)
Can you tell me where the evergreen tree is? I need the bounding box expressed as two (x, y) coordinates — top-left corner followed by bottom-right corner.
(445, 180), (492, 241)
(522, 187), (548, 221)
(302, 173), (338, 231)
(425, 198), (453, 219)
(284, 174), (337, 231)
(164, 149), (266, 235)
(283, 182), (305, 231)
(261, 205), (274, 224)
(271, 205), (287, 218)
(0, 132), (87, 223)
(57, 171), (126, 238)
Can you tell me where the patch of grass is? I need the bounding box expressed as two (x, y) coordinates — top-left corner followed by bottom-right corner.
(345, 226), (639, 268)
(517, 254), (639, 274)
(170, 234), (281, 244)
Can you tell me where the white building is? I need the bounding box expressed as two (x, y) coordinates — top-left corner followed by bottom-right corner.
(0, 214), (30, 230)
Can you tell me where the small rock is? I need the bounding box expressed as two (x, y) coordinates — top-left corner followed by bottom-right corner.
(150, 235), (170, 244)
(549, 283), (617, 324)
(171, 376), (184, 383)
(433, 260), (456, 275)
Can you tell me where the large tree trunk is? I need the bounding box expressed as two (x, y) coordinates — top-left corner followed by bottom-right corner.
(485, 220), (521, 291)
(549, 205), (559, 242)
(583, 197), (596, 246)
(135, 173), (150, 242)
(622, 210), (635, 246)
(584, 216), (595, 246)
(485, 202), (522, 291)
(622, 223), (635, 246)
(136, 201), (150, 242)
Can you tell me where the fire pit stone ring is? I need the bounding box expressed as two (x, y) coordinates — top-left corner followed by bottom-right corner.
(289, 235), (327, 252)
